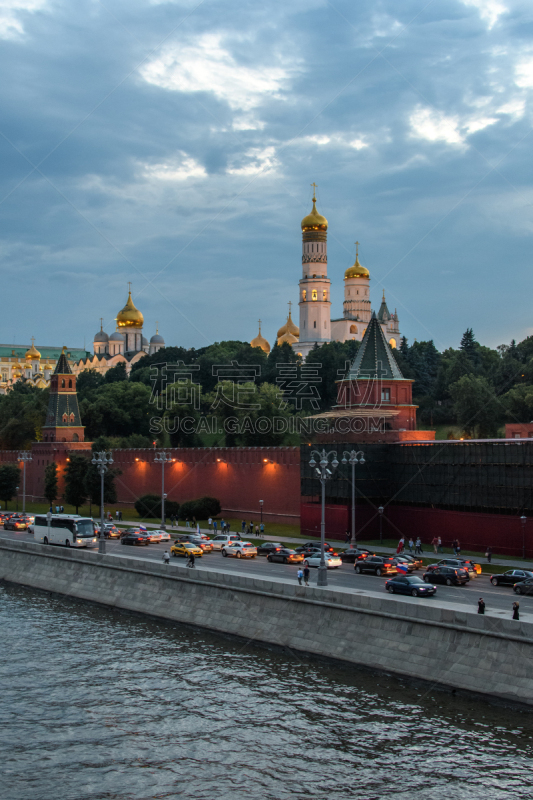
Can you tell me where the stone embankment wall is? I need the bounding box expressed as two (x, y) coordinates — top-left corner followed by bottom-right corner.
(2, 539), (532, 707)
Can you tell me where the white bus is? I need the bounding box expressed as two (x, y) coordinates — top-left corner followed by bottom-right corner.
(33, 515), (98, 548)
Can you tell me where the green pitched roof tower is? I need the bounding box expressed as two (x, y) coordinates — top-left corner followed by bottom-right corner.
(42, 347), (85, 443)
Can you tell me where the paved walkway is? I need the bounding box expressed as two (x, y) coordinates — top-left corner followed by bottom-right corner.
(118, 519), (533, 570)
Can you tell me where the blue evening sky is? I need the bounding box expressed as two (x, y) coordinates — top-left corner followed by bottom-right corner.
(1, 0), (532, 352)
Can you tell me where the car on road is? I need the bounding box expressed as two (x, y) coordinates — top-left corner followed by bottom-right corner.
(104, 525), (122, 539)
(304, 552), (342, 569)
(152, 529), (171, 543)
(143, 530), (164, 543)
(4, 517), (28, 531)
(514, 578), (533, 595)
(187, 536), (214, 552)
(340, 548), (372, 563)
(297, 541), (336, 554)
(385, 575), (437, 597)
(171, 542), (203, 558)
(210, 534), (242, 550)
(391, 556), (418, 573)
(267, 548), (304, 564)
(222, 541), (257, 559)
(490, 569), (533, 587)
(393, 553), (423, 570)
(425, 559), (478, 578)
(120, 532), (150, 546)
(256, 542), (284, 556)
(422, 566), (468, 586)
(354, 556), (397, 576)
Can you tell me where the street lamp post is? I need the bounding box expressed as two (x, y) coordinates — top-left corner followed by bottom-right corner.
(91, 451), (114, 554)
(521, 515), (527, 560)
(16, 486), (19, 513)
(18, 451), (32, 516)
(378, 506), (384, 544)
(341, 450), (365, 548)
(309, 449), (339, 587)
(154, 450), (173, 530)
(259, 500), (263, 525)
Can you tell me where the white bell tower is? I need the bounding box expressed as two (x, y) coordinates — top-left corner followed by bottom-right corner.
(293, 184), (331, 359)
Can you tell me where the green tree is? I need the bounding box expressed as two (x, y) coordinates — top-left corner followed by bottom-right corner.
(0, 464), (20, 509)
(79, 381), (152, 439)
(503, 385), (533, 422)
(0, 383), (48, 449)
(460, 328), (478, 359)
(76, 369), (105, 401)
(63, 453), (88, 513)
(104, 362), (128, 383)
(449, 374), (502, 438)
(44, 462), (58, 507)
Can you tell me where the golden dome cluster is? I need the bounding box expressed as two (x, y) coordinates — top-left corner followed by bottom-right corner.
(117, 291), (144, 329)
(344, 253), (369, 280)
(277, 306), (299, 346)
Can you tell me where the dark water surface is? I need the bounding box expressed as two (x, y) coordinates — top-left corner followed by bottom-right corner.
(2, 584), (533, 800)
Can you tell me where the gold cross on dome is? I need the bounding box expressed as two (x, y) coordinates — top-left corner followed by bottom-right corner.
(288, 300), (292, 315)
(311, 182), (317, 200)
(128, 281), (132, 293)
(155, 321), (159, 334)
(31, 336), (35, 346)
(355, 241), (360, 258)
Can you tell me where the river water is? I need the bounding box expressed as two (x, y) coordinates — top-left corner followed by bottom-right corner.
(2, 583), (533, 800)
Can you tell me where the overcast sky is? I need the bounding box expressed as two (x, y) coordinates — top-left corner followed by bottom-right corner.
(1, 0), (532, 353)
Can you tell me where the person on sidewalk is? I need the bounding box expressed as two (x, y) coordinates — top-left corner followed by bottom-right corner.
(431, 536), (438, 554)
(208, 517), (212, 530)
(163, 551), (170, 565)
(396, 537), (405, 554)
(513, 601), (520, 620)
(260, 522), (264, 535)
(456, 540), (461, 556)
(242, 520), (246, 532)
(187, 552), (195, 568)
(303, 565), (310, 586)
(485, 546), (492, 564)
(116, 510), (119, 521)
(345, 530), (351, 544)
(415, 537), (423, 555)
(297, 568), (303, 585)
(408, 538), (414, 554)
(186, 517), (190, 528)
(437, 536), (443, 553)
(213, 520), (217, 532)
(452, 539), (458, 555)
(477, 598), (485, 614)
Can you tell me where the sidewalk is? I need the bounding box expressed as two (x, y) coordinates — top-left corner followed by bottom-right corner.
(119, 520), (533, 570)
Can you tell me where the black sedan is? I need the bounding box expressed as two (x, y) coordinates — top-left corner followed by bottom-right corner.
(120, 532), (150, 546)
(267, 548), (305, 564)
(354, 556), (397, 576)
(514, 578), (533, 595)
(4, 517), (28, 531)
(423, 566), (468, 585)
(385, 575), (436, 597)
(490, 569), (533, 587)
(340, 548), (372, 563)
(297, 541), (336, 553)
(256, 542), (284, 556)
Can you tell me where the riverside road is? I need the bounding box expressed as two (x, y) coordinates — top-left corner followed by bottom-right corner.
(3, 531), (533, 617)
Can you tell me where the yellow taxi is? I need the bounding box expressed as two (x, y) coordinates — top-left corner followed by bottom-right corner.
(170, 542), (203, 558)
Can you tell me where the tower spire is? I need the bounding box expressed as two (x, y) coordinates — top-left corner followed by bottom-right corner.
(311, 182), (317, 202)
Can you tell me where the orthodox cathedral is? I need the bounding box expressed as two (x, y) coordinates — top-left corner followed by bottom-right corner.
(250, 188), (401, 358)
(72, 286), (165, 377)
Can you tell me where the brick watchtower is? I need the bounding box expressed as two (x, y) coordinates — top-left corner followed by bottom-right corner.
(42, 347), (85, 443)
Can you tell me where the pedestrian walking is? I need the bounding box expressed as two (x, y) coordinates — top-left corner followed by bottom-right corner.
(513, 601), (520, 620)
(241, 520), (246, 532)
(456, 540), (461, 556)
(437, 536), (443, 553)
(431, 536), (438, 554)
(255, 525), (259, 536)
(477, 597), (485, 614)
(208, 517), (212, 530)
(116, 510), (119, 521)
(213, 520), (217, 532)
(485, 546), (492, 564)
(297, 568), (303, 585)
(186, 517), (190, 528)
(163, 551), (170, 565)
(396, 537), (405, 554)
(452, 539), (458, 555)
(345, 530), (351, 544)
(187, 552), (195, 568)
(416, 537), (423, 554)
(249, 521), (253, 534)
(196, 523), (201, 535)
(408, 538), (414, 554)
(303, 565), (310, 586)
(260, 522), (264, 535)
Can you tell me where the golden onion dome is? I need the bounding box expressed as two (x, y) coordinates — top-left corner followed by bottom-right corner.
(278, 329), (298, 346)
(301, 194), (328, 231)
(345, 254), (370, 280)
(277, 308), (299, 339)
(117, 290), (144, 329)
(25, 339), (41, 360)
(250, 321), (271, 354)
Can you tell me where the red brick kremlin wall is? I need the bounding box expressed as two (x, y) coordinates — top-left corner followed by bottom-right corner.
(11, 445), (301, 524)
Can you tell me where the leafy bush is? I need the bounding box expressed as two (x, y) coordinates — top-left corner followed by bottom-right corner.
(134, 493), (180, 519)
(179, 496), (221, 520)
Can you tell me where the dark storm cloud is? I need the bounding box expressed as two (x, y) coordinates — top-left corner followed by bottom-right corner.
(0, 0), (531, 350)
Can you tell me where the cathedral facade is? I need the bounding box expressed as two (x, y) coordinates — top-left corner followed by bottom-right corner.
(253, 190), (401, 358)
